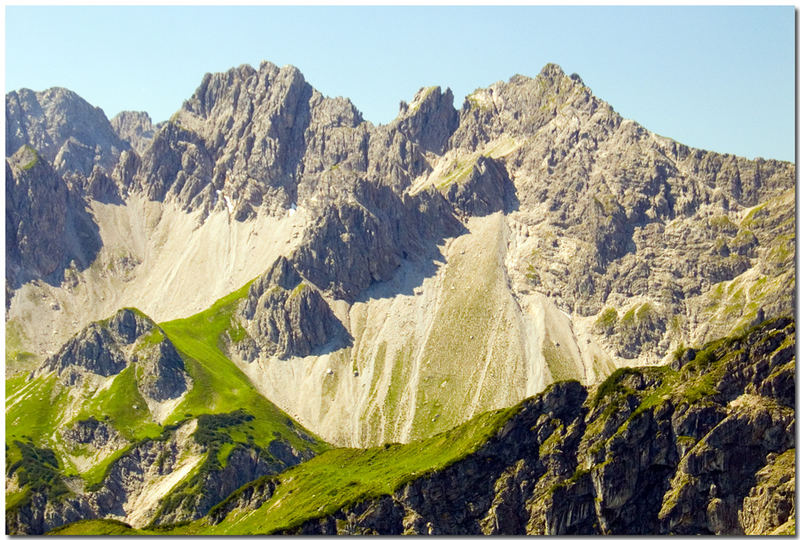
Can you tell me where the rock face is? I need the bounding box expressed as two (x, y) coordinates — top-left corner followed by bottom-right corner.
(61, 417), (127, 452)
(38, 308), (187, 400)
(5, 145), (102, 289)
(396, 86), (459, 155)
(110, 111), (157, 155)
(442, 155), (517, 217)
(217, 317), (794, 535)
(6, 87), (129, 177)
(237, 257), (347, 359)
(289, 181), (461, 301)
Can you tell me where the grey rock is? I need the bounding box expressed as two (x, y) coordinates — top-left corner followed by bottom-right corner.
(61, 417), (127, 452)
(36, 308), (188, 401)
(110, 111), (157, 154)
(290, 180), (461, 301)
(443, 155), (517, 217)
(137, 339), (187, 402)
(239, 257), (347, 359)
(5, 145), (102, 289)
(6, 87), (129, 177)
(397, 86), (458, 155)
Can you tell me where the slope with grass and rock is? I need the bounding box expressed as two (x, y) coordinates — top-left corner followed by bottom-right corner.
(52, 316), (795, 535)
(5, 303), (326, 535)
(5, 59), (795, 532)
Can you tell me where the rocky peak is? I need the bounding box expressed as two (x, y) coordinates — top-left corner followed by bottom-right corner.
(237, 264), (348, 360)
(36, 309), (188, 401)
(108, 308), (155, 344)
(110, 110), (157, 154)
(536, 62), (567, 82)
(263, 256), (302, 291)
(6, 144), (101, 289)
(442, 155), (517, 217)
(396, 86), (459, 155)
(6, 86), (129, 176)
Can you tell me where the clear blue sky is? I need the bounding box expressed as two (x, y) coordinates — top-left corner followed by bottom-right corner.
(5, 6), (795, 162)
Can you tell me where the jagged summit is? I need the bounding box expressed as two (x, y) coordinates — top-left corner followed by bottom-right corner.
(6, 86), (129, 176)
(110, 110), (157, 154)
(5, 58), (795, 448)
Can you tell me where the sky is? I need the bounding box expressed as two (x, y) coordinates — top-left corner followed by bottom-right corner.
(4, 5), (795, 162)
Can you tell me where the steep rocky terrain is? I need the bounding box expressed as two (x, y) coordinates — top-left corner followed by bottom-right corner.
(6, 87), (129, 177)
(6, 62), (794, 446)
(145, 317), (792, 535)
(6, 59), (795, 534)
(110, 111), (158, 155)
(5, 144), (102, 292)
(5, 306), (326, 534)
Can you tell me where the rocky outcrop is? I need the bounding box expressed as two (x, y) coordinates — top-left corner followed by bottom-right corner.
(739, 449), (795, 534)
(5, 488), (97, 536)
(137, 339), (187, 401)
(217, 317), (794, 535)
(5, 145), (102, 289)
(442, 155), (517, 217)
(37, 308), (187, 400)
(152, 437), (310, 526)
(237, 257), (347, 359)
(397, 86), (458, 155)
(61, 418), (127, 453)
(6, 87), (129, 177)
(290, 180), (461, 301)
(206, 476), (278, 525)
(110, 111), (157, 154)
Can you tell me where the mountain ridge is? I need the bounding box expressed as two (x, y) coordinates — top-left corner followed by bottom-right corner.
(6, 61), (794, 447)
(5, 59), (795, 534)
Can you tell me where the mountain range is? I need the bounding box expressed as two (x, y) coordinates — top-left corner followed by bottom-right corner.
(5, 61), (795, 534)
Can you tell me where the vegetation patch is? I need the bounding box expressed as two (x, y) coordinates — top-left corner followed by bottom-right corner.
(542, 339), (581, 382)
(436, 156), (478, 190)
(49, 519), (149, 536)
(594, 307), (618, 332)
(178, 403), (522, 535)
(6, 441), (69, 510)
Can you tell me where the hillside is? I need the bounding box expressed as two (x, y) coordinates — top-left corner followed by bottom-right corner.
(52, 317), (795, 535)
(6, 301), (326, 534)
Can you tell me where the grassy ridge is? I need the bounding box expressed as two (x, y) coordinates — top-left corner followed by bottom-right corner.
(7, 280), (326, 519)
(158, 280), (324, 453)
(48, 519), (150, 535)
(182, 402), (521, 535)
(50, 401), (523, 535)
(45, 400), (522, 535)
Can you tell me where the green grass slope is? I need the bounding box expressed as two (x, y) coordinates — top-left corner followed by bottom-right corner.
(52, 316), (795, 536)
(51, 401), (521, 535)
(6, 282), (327, 524)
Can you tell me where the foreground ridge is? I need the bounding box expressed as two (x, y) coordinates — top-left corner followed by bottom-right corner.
(53, 317), (795, 535)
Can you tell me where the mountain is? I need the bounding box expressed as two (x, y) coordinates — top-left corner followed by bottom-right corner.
(52, 316), (796, 535)
(110, 111), (159, 155)
(6, 87), (130, 177)
(5, 60), (795, 534)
